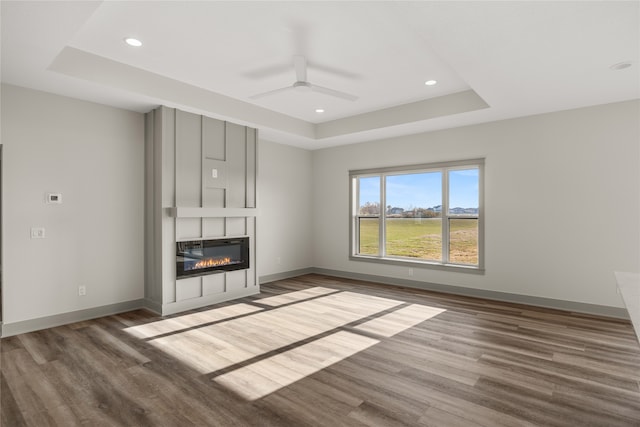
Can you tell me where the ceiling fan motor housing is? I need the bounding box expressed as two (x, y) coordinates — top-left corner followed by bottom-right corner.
(293, 81), (312, 91)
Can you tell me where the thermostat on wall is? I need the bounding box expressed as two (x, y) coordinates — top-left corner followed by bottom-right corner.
(46, 193), (62, 204)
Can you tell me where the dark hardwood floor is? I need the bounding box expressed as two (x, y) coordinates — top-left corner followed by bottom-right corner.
(2, 274), (640, 426)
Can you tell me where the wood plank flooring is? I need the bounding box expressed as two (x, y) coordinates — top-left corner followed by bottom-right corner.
(2, 274), (640, 426)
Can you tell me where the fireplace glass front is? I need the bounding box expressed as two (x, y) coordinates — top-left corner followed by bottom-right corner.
(176, 237), (249, 278)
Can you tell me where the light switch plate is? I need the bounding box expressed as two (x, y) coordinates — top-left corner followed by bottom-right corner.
(204, 159), (227, 189)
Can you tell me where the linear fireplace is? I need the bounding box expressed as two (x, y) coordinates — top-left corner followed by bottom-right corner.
(176, 237), (249, 279)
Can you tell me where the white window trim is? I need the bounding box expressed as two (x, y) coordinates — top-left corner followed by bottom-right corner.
(349, 158), (485, 274)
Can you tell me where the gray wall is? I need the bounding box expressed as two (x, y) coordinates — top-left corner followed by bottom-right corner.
(257, 139), (313, 278)
(312, 100), (640, 309)
(1, 84), (144, 325)
(2, 83), (637, 333)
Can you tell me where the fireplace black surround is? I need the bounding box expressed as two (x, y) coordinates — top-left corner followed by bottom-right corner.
(176, 237), (249, 279)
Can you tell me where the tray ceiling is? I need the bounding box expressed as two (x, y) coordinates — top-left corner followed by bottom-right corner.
(2, 1), (638, 149)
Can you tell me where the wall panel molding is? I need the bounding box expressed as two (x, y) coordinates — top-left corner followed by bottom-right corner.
(145, 106), (259, 316)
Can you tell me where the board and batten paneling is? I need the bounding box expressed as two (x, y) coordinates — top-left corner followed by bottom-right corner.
(246, 127), (257, 208)
(145, 106), (259, 315)
(159, 106), (176, 305)
(175, 109), (202, 207)
(203, 115), (226, 208)
(225, 122), (247, 209)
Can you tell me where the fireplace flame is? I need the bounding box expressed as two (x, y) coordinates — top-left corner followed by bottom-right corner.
(193, 257), (233, 269)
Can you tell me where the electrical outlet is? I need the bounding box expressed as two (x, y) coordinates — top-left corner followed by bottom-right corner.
(276, 257), (282, 265)
(78, 286), (86, 296)
(30, 227), (45, 239)
(408, 268), (413, 277)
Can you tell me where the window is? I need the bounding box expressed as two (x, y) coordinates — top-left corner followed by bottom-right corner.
(350, 159), (484, 272)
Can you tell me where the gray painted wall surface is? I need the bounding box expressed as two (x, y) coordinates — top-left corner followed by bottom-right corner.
(2, 83), (637, 334)
(145, 106), (259, 315)
(1, 84), (144, 325)
(257, 140), (314, 277)
(311, 100), (640, 309)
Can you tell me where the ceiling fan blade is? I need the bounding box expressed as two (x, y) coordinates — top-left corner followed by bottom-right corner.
(309, 61), (362, 80)
(309, 84), (358, 101)
(242, 63), (292, 79)
(248, 85), (294, 100)
(294, 55), (307, 82)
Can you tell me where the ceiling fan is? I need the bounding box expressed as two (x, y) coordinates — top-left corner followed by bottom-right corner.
(249, 55), (358, 102)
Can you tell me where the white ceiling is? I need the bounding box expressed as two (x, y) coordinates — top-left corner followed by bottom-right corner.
(2, 1), (638, 149)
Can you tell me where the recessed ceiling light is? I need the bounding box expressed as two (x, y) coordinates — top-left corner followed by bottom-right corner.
(124, 37), (143, 47)
(315, 108), (325, 113)
(424, 80), (437, 86)
(610, 61), (632, 71)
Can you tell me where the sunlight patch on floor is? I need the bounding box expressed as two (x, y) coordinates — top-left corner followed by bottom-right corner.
(213, 331), (380, 400)
(256, 286), (337, 307)
(135, 288), (446, 399)
(124, 303), (263, 339)
(353, 304), (446, 337)
(146, 291), (402, 374)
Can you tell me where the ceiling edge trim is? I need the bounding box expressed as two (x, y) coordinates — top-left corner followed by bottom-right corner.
(47, 47), (490, 142)
(315, 90), (490, 139)
(48, 47), (315, 138)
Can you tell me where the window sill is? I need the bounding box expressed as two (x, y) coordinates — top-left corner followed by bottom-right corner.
(349, 254), (485, 275)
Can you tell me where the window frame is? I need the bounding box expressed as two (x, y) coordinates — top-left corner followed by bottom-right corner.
(349, 158), (485, 274)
